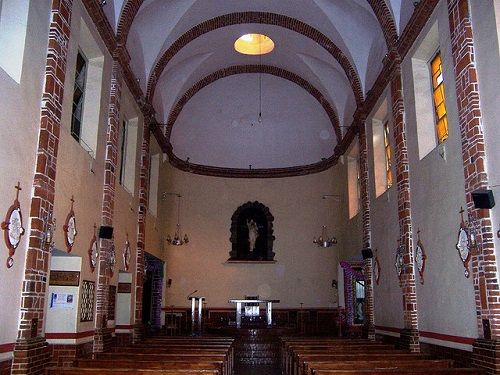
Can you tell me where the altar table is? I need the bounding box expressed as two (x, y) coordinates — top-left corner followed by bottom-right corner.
(228, 299), (280, 328)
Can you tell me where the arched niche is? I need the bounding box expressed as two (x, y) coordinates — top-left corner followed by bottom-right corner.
(229, 201), (275, 261)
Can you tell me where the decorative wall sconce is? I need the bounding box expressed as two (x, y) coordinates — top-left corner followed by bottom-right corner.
(163, 193), (189, 246)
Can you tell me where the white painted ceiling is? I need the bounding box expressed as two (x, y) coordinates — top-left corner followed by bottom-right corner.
(102, 0), (416, 171)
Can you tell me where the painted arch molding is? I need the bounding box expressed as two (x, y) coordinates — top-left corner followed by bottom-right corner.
(99, 0), (415, 174)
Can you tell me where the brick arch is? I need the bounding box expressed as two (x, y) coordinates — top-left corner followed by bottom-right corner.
(145, 12), (364, 105)
(116, 0), (144, 45)
(164, 64), (341, 143)
(366, 0), (398, 49)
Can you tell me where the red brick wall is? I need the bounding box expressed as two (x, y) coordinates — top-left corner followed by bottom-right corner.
(48, 342), (93, 367)
(94, 61), (123, 353)
(12, 0), (73, 373)
(0, 359), (12, 375)
(447, 0), (499, 340)
(133, 114), (152, 342)
(390, 68), (419, 353)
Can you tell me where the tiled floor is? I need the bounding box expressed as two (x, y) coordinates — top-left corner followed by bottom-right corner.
(235, 365), (281, 375)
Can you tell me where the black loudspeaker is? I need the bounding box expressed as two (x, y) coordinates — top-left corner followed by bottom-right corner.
(471, 189), (495, 209)
(98, 225), (114, 239)
(361, 248), (373, 259)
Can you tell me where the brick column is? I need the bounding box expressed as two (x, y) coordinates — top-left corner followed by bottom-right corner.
(93, 60), (123, 353)
(447, 0), (500, 373)
(390, 67), (420, 353)
(358, 121), (375, 340)
(11, 1), (73, 374)
(133, 112), (152, 342)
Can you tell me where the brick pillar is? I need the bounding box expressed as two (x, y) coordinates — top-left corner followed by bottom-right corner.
(447, 0), (500, 373)
(359, 122), (375, 341)
(11, 1), (73, 374)
(133, 112), (152, 343)
(390, 66), (420, 353)
(93, 60), (123, 353)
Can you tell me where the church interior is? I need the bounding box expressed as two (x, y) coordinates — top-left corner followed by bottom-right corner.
(1, 0), (500, 374)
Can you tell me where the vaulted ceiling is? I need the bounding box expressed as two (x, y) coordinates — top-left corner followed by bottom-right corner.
(98, 0), (420, 177)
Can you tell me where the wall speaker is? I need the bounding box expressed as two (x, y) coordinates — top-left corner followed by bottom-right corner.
(361, 248), (373, 259)
(471, 189), (495, 209)
(98, 225), (114, 239)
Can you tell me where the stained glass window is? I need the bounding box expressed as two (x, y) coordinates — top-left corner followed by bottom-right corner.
(431, 52), (448, 144)
(383, 121), (393, 189)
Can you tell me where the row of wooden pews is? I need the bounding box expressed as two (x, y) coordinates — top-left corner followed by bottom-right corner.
(281, 336), (484, 375)
(45, 336), (234, 375)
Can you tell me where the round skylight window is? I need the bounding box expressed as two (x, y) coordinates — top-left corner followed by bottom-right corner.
(234, 33), (275, 55)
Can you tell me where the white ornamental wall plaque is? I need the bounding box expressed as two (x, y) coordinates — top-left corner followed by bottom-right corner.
(88, 225), (98, 273)
(123, 235), (131, 271)
(1, 182), (25, 268)
(456, 207), (471, 278)
(373, 249), (381, 285)
(394, 242), (404, 280)
(63, 196), (77, 252)
(415, 229), (427, 285)
(109, 242), (116, 276)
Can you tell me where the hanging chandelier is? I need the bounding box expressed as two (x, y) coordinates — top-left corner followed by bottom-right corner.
(164, 193), (189, 246)
(313, 225), (337, 248)
(313, 195), (339, 248)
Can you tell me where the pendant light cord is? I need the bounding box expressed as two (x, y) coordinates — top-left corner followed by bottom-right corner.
(258, 39), (262, 122)
(177, 195), (181, 227)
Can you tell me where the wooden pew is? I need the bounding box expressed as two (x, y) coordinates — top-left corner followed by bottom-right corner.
(280, 338), (383, 369)
(94, 352), (231, 375)
(285, 344), (399, 373)
(126, 337), (235, 371)
(75, 358), (223, 373)
(46, 368), (219, 375)
(312, 369), (484, 375)
(303, 359), (453, 375)
(294, 353), (432, 375)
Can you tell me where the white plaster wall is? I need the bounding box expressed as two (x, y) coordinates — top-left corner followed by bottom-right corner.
(161, 163), (343, 309)
(0, 0), (51, 352)
(366, 92), (404, 332)
(116, 272), (132, 327)
(52, 1), (113, 335)
(401, 2), (477, 343)
(46, 255), (82, 340)
(470, 0), (500, 276)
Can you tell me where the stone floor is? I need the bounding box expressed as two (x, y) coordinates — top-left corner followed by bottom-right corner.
(235, 365), (281, 375)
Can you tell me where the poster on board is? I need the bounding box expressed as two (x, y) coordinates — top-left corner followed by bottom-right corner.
(50, 293), (75, 309)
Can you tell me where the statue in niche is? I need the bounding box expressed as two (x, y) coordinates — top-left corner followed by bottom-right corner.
(247, 219), (259, 252)
(229, 201), (275, 261)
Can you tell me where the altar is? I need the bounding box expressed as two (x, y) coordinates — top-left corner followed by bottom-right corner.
(228, 298), (280, 328)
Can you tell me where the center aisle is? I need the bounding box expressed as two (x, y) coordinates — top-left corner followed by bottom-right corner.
(235, 364), (281, 375)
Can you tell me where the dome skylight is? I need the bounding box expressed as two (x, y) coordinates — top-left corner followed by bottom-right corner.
(234, 33), (275, 55)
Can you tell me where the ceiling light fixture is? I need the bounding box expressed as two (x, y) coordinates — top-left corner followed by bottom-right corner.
(313, 195), (339, 248)
(313, 225), (337, 248)
(163, 193), (189, 246)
